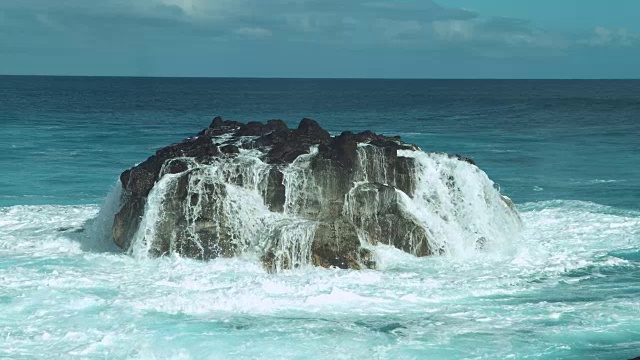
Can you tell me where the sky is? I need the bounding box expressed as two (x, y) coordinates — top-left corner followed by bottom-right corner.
(1, 0), (639, 78)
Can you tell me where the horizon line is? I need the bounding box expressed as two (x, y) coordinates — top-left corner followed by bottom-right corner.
(1, 74), (639, 81)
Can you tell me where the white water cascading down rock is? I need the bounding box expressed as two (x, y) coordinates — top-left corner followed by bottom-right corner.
(112, 117), (522, 271)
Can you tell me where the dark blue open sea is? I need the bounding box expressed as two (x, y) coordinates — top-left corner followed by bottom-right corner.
(1, 76), (639, 359)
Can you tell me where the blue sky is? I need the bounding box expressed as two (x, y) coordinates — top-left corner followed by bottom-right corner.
(1, 0), (639, 78)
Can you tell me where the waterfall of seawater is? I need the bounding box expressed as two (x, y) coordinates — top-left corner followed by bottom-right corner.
(355, 144), (391, 184)
(83, 181), (124, 252)
(130, 172), (180, 258)
(397, 150), (522, 257)
(128, 149), (318, 269)
(123, 144), (521, 268)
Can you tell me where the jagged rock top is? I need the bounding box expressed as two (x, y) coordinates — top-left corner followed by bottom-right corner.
(119, 116), (432, 198)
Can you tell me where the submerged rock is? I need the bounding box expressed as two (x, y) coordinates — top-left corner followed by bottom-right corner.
(113, 117), (521, 271)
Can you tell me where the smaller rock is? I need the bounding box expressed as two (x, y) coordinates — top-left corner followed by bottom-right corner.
(210, 116), (224, 128)
(161, 158), (190, 176)
(318, 131), (359, 169)
(312, 219), (371, 270)
(454, 154), (476, 166)
(295, 118), (331, 144)
(266, 119), (288, 131)
(220, 144), (240, 154)
(121, 168), (155, 196)
(395, 156), (416, 196)
(264, 168), (286, 212)
(236, 122), (268, 136)
(113, 196), (146, 250)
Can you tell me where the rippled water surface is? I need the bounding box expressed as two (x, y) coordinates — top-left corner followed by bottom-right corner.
(1, 77), (639, 359)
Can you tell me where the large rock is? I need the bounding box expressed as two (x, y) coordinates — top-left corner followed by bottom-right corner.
(113, 116), (517, 271)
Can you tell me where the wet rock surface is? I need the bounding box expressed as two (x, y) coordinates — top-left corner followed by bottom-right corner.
(113, 116), (483, 271)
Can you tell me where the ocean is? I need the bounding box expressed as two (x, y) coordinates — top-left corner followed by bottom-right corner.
(0, 76), (639, 359)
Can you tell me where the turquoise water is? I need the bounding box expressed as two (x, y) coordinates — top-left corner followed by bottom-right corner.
(1, 77), (639, 359)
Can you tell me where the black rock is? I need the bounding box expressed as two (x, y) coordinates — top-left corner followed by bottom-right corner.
(112, 116), (485, 271)
(318, 131), (359, 169)
(210, 116), (224, 128)
(236, 122), (268, 137)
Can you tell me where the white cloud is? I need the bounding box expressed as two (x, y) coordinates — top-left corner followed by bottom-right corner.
(376, 19), (423, 42)
(579, 27), (640, 47)
(35, 13), (65, 31)
(234, 27), (272, 39)
(156, 0), (240, 19)
(431, 17), (567, 52)
(1, 0), (632, 62)
(432, 20), (473, 41)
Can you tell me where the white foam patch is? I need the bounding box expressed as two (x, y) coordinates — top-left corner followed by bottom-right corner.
(397, 150), (523, 257)
(0, 205), (97, 257)
(592, 179), (623, 184)
(0, 200), (639, 358)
